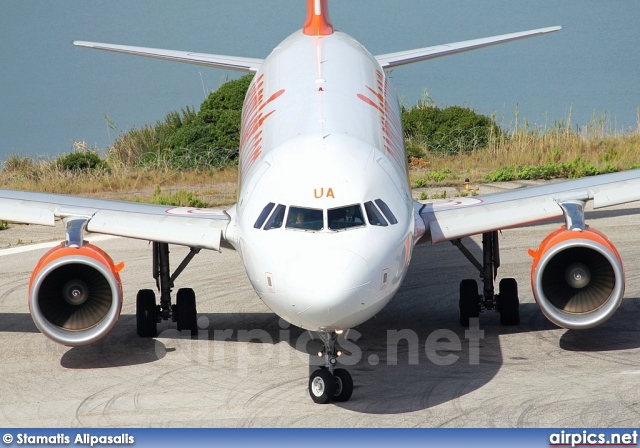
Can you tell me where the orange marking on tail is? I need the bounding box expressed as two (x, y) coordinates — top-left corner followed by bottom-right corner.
(303, 0), (334, 36)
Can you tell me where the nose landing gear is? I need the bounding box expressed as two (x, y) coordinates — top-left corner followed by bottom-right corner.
(308, 331), (354, 404)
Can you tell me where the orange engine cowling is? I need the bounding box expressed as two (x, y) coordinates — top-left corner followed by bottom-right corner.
(28, 242), (124, 346)
(529, 226), (624, 330)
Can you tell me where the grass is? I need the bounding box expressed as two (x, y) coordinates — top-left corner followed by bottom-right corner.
(147, 187), (210, 208)
(0, 153), (238, 206)
(409, 110), (640, 187)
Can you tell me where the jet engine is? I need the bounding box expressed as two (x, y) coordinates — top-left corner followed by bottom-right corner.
(28, 242), (124, 346)
(528, 226), (624, 330)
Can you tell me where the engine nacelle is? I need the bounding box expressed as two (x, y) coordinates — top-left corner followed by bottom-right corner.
(529, 226), (624, 330)
(28, 242), (124, 346)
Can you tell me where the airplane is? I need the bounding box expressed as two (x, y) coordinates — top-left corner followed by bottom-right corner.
(1, 0), (639, 404)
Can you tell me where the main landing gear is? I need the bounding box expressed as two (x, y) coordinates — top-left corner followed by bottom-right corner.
(136, 242), (201, 337)
(453, 231), (520, 327)
(308, 331), (354, 404)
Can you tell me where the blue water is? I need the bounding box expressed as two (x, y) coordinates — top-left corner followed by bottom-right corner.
(1, 0), (638, 159)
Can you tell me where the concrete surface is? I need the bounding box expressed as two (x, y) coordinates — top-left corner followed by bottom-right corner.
(1, 202), (639, 427)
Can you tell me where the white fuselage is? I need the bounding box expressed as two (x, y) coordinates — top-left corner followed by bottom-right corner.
(228, 30), (417, 331)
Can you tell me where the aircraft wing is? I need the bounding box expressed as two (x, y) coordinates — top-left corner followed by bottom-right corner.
(74, 41), (263, 73)
(418, 170), (640, 244)
(0, 189), (230, 251)
(375, 26), (561, 69)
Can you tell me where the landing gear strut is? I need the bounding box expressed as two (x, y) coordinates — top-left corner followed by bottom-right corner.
(308, 331), (354, 404)
(453, 231), (520, 326)
(136, 242), (200, 337)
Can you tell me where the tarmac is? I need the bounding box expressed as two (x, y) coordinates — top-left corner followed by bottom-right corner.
(1, 198), (639, 427)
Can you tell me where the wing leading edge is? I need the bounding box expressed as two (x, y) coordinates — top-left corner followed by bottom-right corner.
(74, 41), (263, 73)
(419, 170), (640, 244)
(0, 189), (230, 251)
(375, 26), (561, 69)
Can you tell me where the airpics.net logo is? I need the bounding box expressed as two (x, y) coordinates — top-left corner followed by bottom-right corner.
(549, 430), (638, 447)
(153, 317), (485, 374)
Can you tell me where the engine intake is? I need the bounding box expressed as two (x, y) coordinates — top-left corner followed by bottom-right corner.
(29, 243), (124, 346)
(529, 226), (624, 330)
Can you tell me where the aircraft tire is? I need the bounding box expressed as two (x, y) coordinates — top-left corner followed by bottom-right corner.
(176, 288), (197, 336)
(499, 278), (520, 325)
(332, 368), (353, 402)
(459, 279), (480, 327)
(136, 289), (157, 337)
(309, 369), (334, 404)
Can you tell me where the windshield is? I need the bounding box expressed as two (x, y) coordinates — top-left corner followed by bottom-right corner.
(286, 206), (323, 231)
(264, 204), (286, 230)
(328, 204), (365, 230)
(374, 199), (398, 224)
(364, 201), (388, 226)
(255, 199), (397, 232)
(254, 202), (275, 229)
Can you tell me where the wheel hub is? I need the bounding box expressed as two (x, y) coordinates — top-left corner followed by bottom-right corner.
(311, 376), (326, 397)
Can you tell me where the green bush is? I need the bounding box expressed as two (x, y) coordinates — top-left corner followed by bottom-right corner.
(169, 110), (242, 154)
(199, 75), (251, 113)
(110, 74), (253, 170)
(484, 158), (618, 182)
(403, 105), (501, 155)
(57, 151), (109, 172)
(484, 165), (516, 182)
(168, 75), (252, 155)
(427, 167), (452, 182)
(150, 187), (208, 208)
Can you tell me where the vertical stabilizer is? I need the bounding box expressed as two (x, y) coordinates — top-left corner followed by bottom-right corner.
(303, 0), (334, 36)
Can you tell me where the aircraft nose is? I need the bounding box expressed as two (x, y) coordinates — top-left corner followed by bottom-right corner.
(283, 248), (371, 328)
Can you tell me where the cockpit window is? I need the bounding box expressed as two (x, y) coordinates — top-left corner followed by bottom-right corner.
(264, 204), (286, 230)
(254, 202), (275, 229)
(286, 206), (323, 231)
(364, 201), (388, 227)
(374, 199), (398, 225)
(328, 204), (365, 230)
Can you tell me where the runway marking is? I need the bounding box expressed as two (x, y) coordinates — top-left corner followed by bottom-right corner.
(620, 370), (640, 375)
(0, 235), (118, 257)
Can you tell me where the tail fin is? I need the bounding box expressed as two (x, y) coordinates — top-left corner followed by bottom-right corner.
(303, 0), (334, 36)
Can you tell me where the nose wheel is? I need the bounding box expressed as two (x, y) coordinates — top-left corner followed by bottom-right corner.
(308, 331), (354, 404)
